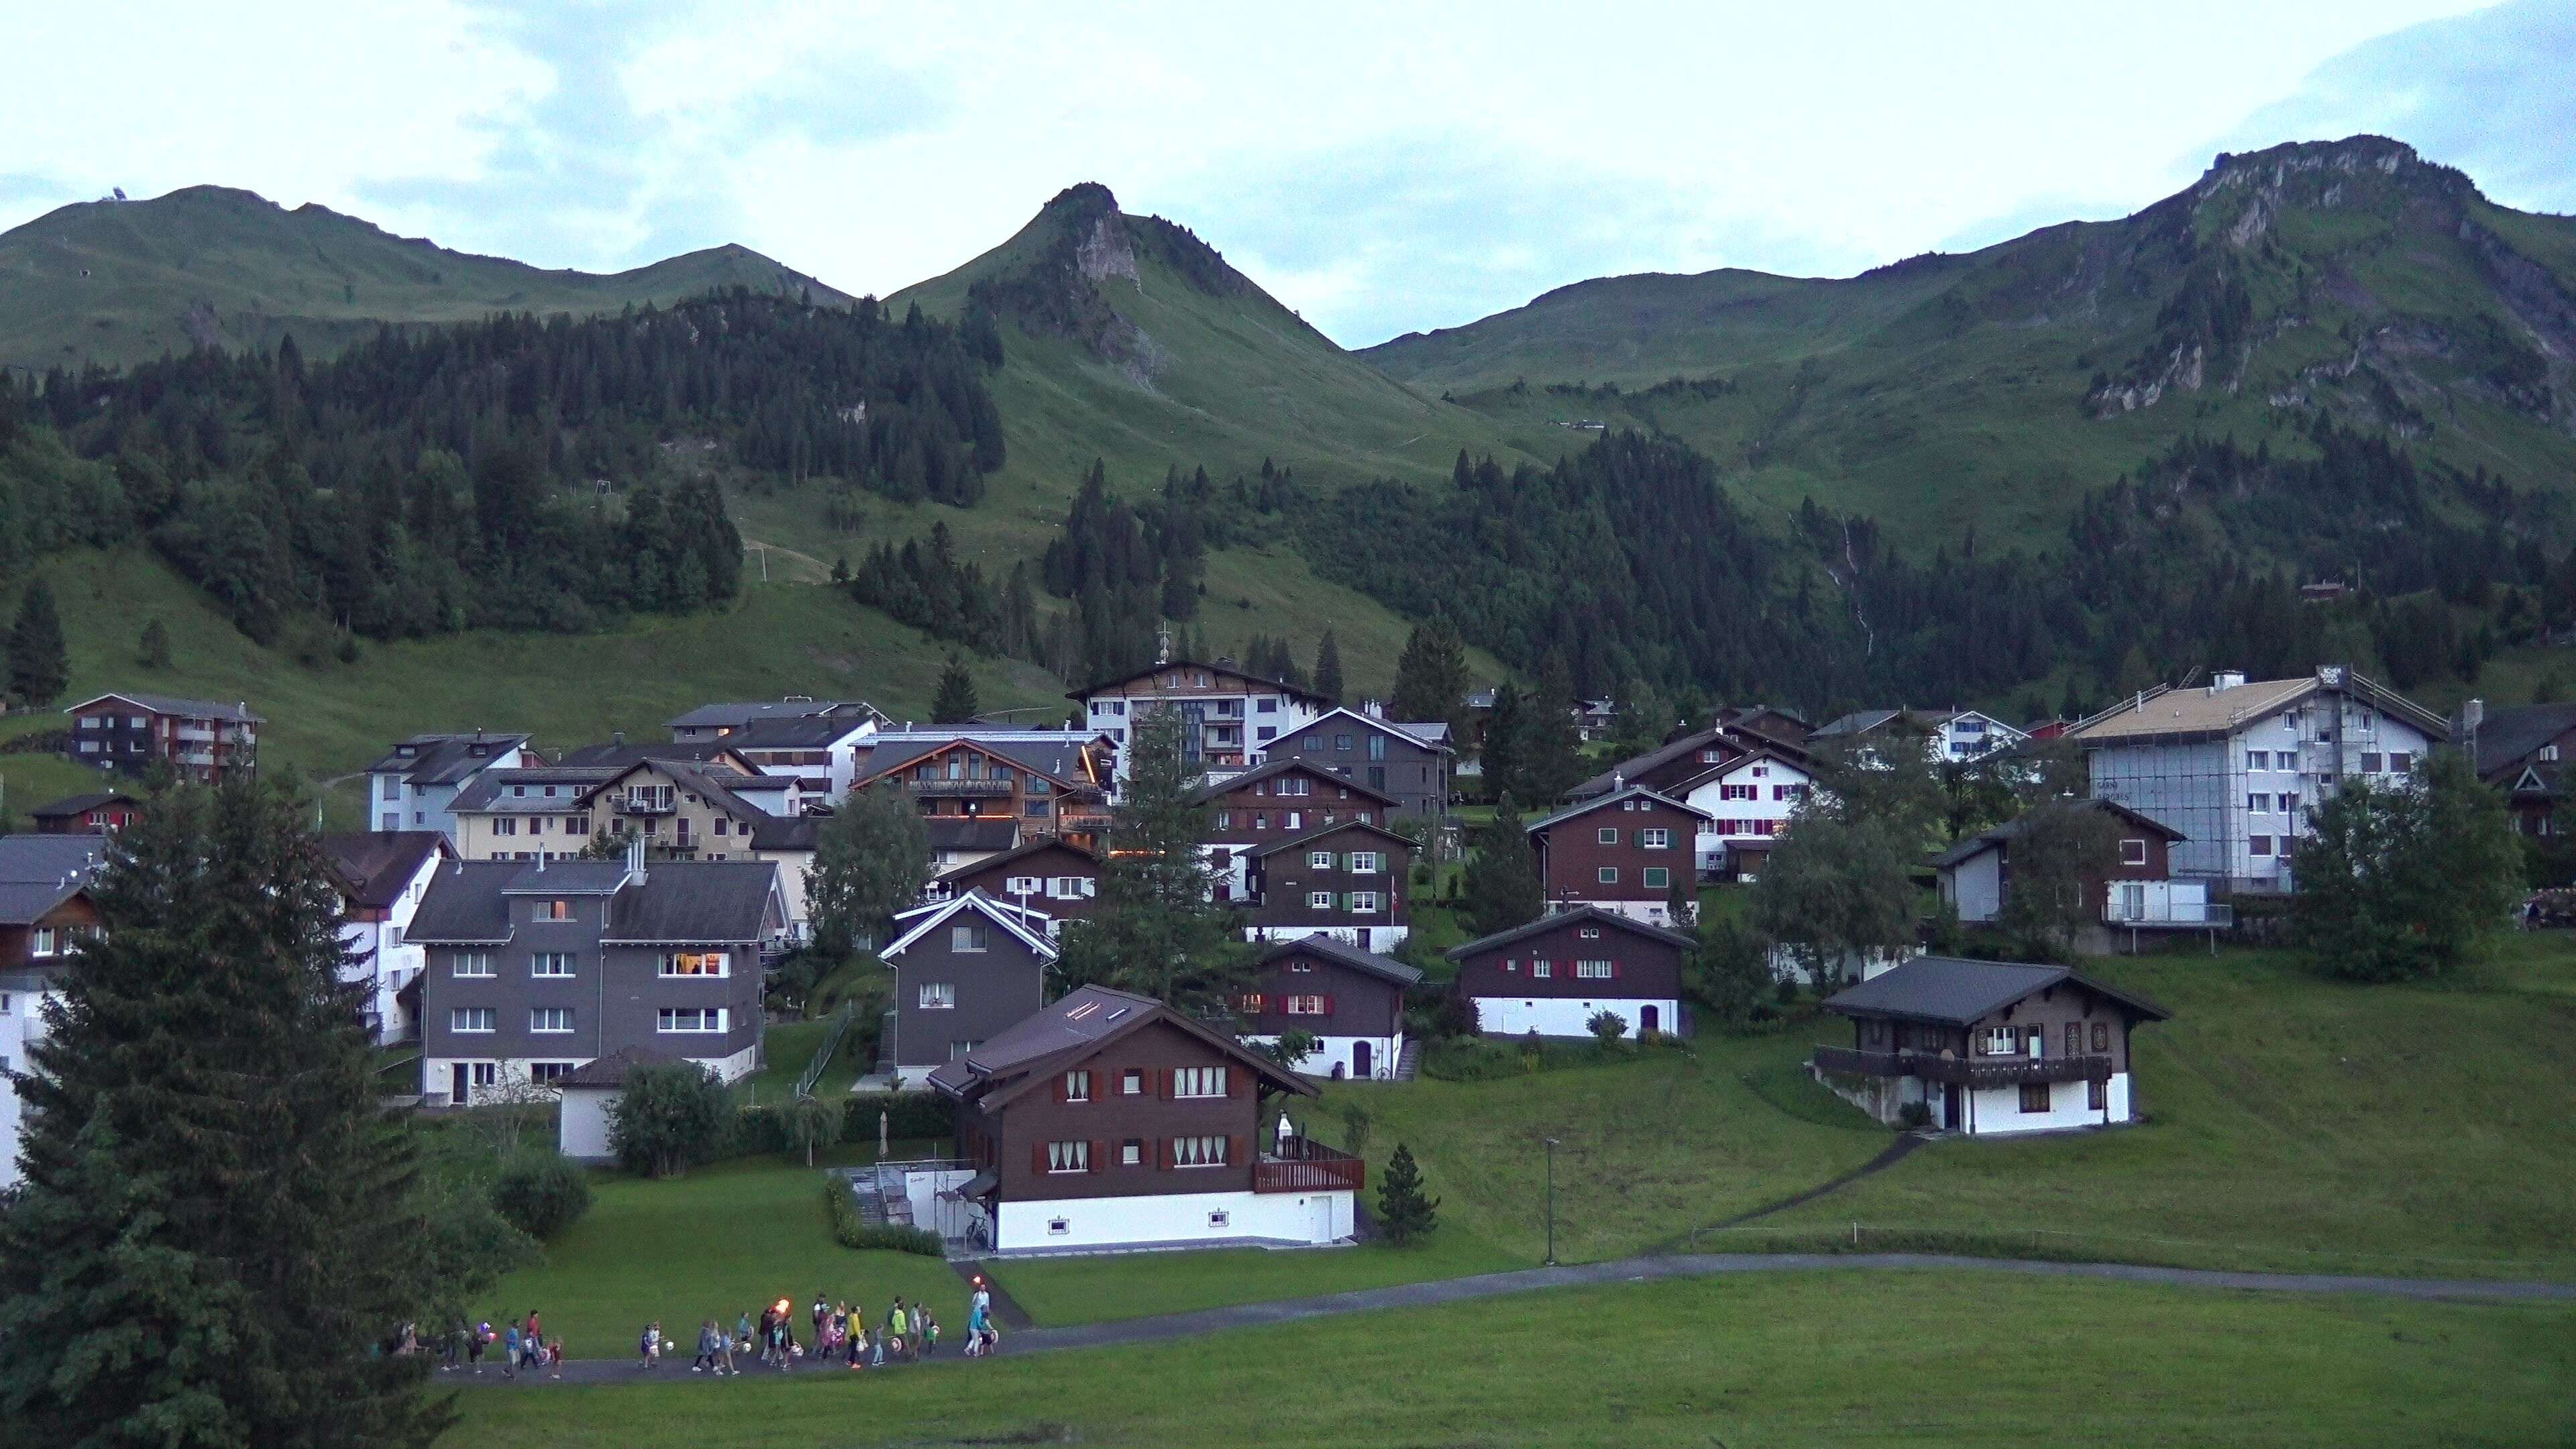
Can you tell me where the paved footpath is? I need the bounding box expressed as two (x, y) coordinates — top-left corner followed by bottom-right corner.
(450, 1250), (2576, 1387)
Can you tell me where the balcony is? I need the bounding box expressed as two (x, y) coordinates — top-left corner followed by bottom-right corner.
(1813, 1045), (2113, 1089)
(2104, 902), (2234, 928)
(908, 777), (1015, 797)
(614, 795), (676, 816)
(1254, 1134), (1364, 1194)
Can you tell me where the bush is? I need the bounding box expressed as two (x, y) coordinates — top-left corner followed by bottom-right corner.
(608, 1063), (734, 1178)
(1896, 1101), (1933, 1130)
(819, 1173), (943, 1256)
(735, 1089), (953, 1161)
(490, 1152), (593, 1240)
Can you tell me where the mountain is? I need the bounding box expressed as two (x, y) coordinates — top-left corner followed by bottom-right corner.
(1364, 136), (2576, 549)
(0, 184), (848, 372)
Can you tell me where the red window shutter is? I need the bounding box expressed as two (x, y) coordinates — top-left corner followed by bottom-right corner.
(1609, 960), (1620, 979)
(1031, 1141), (1048, 1175)
(1227, 1133), (1245, 1167)
(1089, 1139), (1107, 1173)
(1052, 1073), (1067, 1103)
(1157, 1136), (1171, 1169)
(1159, 1068), (1173, 1101)
(1320, 994), (1336, 1016)
(1227, 1065), (1244, 1097)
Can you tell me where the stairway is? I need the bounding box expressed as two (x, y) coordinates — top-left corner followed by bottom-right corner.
(1393, 1040), (1421, 1082)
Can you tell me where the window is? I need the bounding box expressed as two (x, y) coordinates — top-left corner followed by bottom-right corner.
(1063, 1069), (1091, 1102)
(2360, 752), (2383, 773)
(1122, 1139), (1144, 1166)
(1576, 959), (1614, 979)
(1531, 959), (1552, 979)
(1236, 991), (1267, 1013)
(1309, 850), (1335, 869)
(535, 899), (571, 922)
(1173, 1066), (1228, 1098)
(1254, 813), (1269, 830)
(531, 953), (575, 978)
(1048, 876), (1094, 899)
(31, 928), (56, 957)
(1287, 960), (1315, 973)
(662, 951), (728, 977)
(2246, 749), (2269, 770)
(1334, 733), (1354, 752)
(1597, 865), (1619, 884)
(1256, 697), (1279, 714)
(450, 1008), (496, 1034)
(657, 1008), (727, 1033)
(1367, 735), (1387, 761)
(918, 982), (956, 1010)
(1045, 1140), (1090, 1173)
(1006, 875), (1041, 895)
(381, 774), (400, 801)
(531, 1062), (575, 1084)
(1722, 784), (1756, 801)
(953, 924), (990, 953)
(2249, 835), (2274, 857)
(2120, 839), (2149, 866)
(2247, 793), (2271, 813)
(713, 818), (729, 837)
(2019, 1081), (2052, 1114)
(1121, 1069), (1144, 1096)
(1596, 826), (1619, 845)
(1350, 891), (1381, 912)
(1640, 828), (1670, 849)
(1643, 867), (1669, 890)
(1580, 926), (1601, 938)
(1309, 891), (1335, 910)
(494, 817), (518, 837)
(1350, 851), (1381, 873)
(1171, 1134), (1228, 1167)
(2390, 751), (2413, 772)
(2088, 1078), (2107, 1111)
(568, 814), (590, 835)
(1284, 811), (1302, 830)
(529, 1007), (574, 1034)
(1980, 1026), (2017, 1056)
(2091, 1021), (2110, 1053)
(1214, 810), (1232, 830)
(1285, 994), (1326, 1015)
(1302, 735), (1323, 750)
(1277, 777), (1311, 797)
(452, 952), (494, 977)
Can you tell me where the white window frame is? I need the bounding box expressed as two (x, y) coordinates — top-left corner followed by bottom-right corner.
(450, 1007), (496, 1034)
(1171, 1134), (1228, 1168)
(660, 951), (730, 977)
(1307, 890), (1334, 910)
(1308, 850), (1335, 869)
(918, 981), (957, 1010)
(1640, 828), (1670, 849)
(1350, 890), (1381, 913)
(531, 952), (576, 978)
(452, 951), (494, 978)
(656, 1007), (729, 1034)
(1173, 1066), (1228, 1099)
(529, 1007), (574, 1034)
(953, 924), (989, 953)
(1046, 1140), (1090, 1173)
(1350, 851), (1380, 873)
(1576, 959), (1613, 979)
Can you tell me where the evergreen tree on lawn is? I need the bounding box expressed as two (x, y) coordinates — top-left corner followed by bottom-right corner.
(1056, 705), (1250, 1012)
(932, 653), (980, 723)
(8, 578), (69, 706)
(138, 616), (172, 671)
(0, 778), (458, 1448)
(1376, 1142), (1440, 1245)
(1461, 794), (1544, 934)
(1312, 629), (1345, 704)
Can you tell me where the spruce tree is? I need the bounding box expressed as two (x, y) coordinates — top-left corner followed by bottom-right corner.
(1519, 653), (1588, 806)
(1056, 705), (1249, 1011)
(1461, 794), (1544, 934)
(932, 653), (979, 723)
(1313, 628), (1344, 704)
(7, 578), (69, 706)
(138, 616), (172, 671)
(1376, 1142), (1440, 1245)
(0, 779), (456, 1447)
(1388, 619), (1468, 735)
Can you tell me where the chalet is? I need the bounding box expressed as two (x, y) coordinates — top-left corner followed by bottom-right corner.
(62, 692), (262, 784)
(409, 841), (785, 1104)
(1525, 786), (1711, 924)
(1234, 934), (1421, 1081)
(665, 698), (889, 745)
(1815, 708), (2029, 763)
(1240, 820), (1417, 954)
(1448, 906), (1694, 1040)
(928, 818), (1022, 873)
(1571, 729), (1813, 881)
(1073, 655), (1331, 773)
(880, 891), (1059, 1088)
(853, 730), (1116, 853)
(2457, 702), (2576, 837)
(364, 731), (534, 841)
(1197, 758), (1400, 900)
(925, 837), (1105, 929)
(0, 835), (108, 1191)
(715, 714), (882, 801)
(2065, 667), (2447, 892)
(449, 757), (795, 865)
(1256, 707), (1452, 822)
(323, 830), (455, 1045)
(1812, 956), (2172, 1135)
(1931, 800), (2223, 941)
(930, 985), (1359, 1252)
(28, 792), (144, 834)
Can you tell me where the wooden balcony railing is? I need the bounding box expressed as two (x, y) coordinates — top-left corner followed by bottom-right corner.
(909, 777), (1016, 797)
(1253, 1134), (1364, 1193)
(1813, 1044), (2112, 1089)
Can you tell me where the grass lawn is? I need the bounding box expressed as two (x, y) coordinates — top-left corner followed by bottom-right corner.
(733, 1016), (871, 1108)
(447, 1269), (2576, 1447)
(1748, 936), (2576, 1279)
(485, 1150), (965, 1360)
(989, 1230), (1525, 1328)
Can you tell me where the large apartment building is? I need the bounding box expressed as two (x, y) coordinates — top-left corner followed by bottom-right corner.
(364, 732), (534, 841)
(63, 692), (262, 784)
(1073, 656), (1330, 775)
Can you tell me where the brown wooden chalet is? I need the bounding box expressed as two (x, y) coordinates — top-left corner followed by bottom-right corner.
(1447, 905), (1695, 1040)
(1524, 786), (1710, 926)
(1240, 819), (1417, 953)
(1234, 933), (1422, 1081)
(1812, 956), (2171, 1136)
(930, 985), (1360, 1251)
(29, 792), (144, 835)
(853, 731), (1116, 852)
(63, 692), (262, 784)
(926, 837), (1105, 928)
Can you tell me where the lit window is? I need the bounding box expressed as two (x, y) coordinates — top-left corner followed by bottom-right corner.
(661, 951), (729, 977)
(535, 899), (571, 922)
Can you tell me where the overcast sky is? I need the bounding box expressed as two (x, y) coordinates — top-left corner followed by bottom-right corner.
(3, 1), (2569, 346)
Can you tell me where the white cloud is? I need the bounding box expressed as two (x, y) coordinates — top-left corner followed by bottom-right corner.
(1, 0), (2559, 344)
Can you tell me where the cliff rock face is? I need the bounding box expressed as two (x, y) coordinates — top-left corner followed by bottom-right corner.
(962, 184), (1260, 387)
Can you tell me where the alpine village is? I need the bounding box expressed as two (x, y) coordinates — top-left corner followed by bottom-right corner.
(0, 87), (2571, 1449)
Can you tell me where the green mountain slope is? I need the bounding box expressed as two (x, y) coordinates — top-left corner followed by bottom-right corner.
(0, 184), (848, 371)
(1364, 137), (2576, 549)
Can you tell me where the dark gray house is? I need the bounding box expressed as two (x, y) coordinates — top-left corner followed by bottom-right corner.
(879, 890), (1058, 1089)
(1256, 708), (1451, 822)
(409, 841), (784, 1107)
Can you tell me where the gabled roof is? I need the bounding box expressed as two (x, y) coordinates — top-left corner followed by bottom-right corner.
(0, 834), (108, 926)
(2462, 703), (2576, 781)
(551, 739), (763, 772)
(856, 731), (1102, 790)
(1189, 757), (1401, 807)
(749, 816), (824, 853)
(1927, 799), (2186, 870)
(28, 791), (144, 820)
(930, 835), (1101, 888)
(1247, 818), (1421, 859)
(927, 983), (1316, 1106)
(1823, 955), (2172, 1027)
(556, 1044), (683, 1090)
(1815, 708), (1905, 739)
(449, 767), (621, 814)
(65, 691), (263, 723)
(1257, 932), (1423, 987)
(1524, 785), (1712, 833)
(321, 830), (452, 910)
(926, 818), (1020, 853)
(502, 860), (633, 896)
(1070, 657), (1332, 707)
(404, 861), (522, 944)
(1275, 706), (1452, 756)
(1446, 904), (1697, 961)
(2064, 669), (2449, 748)
(666, 699), (887, 731)
(1572, 727), (1813, 800)
(722, 715), (881, 749)
(1571, 727), (1733, 798)
(600, 861), (782, 944)
(364, 733), (530, 786)
(883, 889), (1059, 961)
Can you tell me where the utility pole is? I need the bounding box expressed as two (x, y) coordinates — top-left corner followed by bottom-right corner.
(1543, 1136), (1560, 1267)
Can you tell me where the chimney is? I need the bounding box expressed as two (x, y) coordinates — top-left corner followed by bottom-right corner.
(2210, 671), (2246, 694)
(626, 830), (647, 886)
(613, 730), (627, 747)
(1613, 769), (1625, 791)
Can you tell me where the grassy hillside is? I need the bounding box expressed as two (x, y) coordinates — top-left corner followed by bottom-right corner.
(1366, 137), (2576, 550)
(0, 548), (1068, 829)
(0, 184), (847, 372)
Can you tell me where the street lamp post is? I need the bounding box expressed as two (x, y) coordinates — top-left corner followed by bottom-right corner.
(1543, 1137), (1560, 1266)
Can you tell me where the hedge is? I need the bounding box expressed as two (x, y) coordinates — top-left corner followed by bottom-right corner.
(819, 1173), (943, 1256)
(735, 1091), (953, 1159)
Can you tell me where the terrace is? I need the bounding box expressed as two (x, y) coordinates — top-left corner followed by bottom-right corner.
(1811, 1044), (2114, 1089)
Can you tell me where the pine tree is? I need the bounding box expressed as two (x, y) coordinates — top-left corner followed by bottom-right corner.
(1313, 628), (1344, 704)
(932, 653), (979, 723)
(1519, 653), (1588, 806)
(1056, 706), (1250, 1012)
(1388, 619), (1468, 736)
(7, 578), (69, 706)
(1376, 1142), (1440, 1245)
(1461, 794), (1544, 934)
(138, 616), (172, 671)
(0, 779), (461, 1447)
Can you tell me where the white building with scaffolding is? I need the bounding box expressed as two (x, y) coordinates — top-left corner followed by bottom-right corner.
(2062, 667), (2448, 894)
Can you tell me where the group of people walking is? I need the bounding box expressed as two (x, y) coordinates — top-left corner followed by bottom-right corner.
(435, 1310), (563, 1379)
(429, 1281), (1002, 1381)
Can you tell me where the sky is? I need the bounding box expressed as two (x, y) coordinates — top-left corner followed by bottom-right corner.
(3, 1), (2570, 347)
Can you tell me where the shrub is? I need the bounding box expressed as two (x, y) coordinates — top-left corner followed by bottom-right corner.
(784, 1092), (846, 1166)
(1896, 1101), (1933, 1130)
(819, 1173), (943, 1256)
(608, 1063), (734, 1178)
(1376, 1143), (1440, 1246)
(490, 1152), (593, 1240)
(1586, 1010), (1629, 1051)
